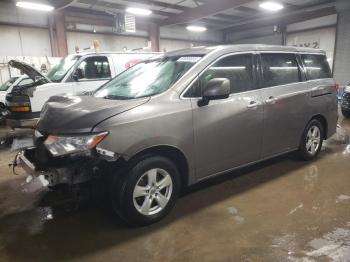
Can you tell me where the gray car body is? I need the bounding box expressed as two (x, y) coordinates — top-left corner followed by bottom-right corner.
(37, 44), (338, 186)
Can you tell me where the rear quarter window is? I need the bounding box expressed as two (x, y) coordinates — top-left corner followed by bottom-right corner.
(301, 54), (332, 80)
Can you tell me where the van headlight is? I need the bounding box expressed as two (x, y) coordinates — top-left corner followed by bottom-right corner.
(44, 132), (109, 157)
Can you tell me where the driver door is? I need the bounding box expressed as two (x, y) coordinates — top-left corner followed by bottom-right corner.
(185, 53), (264, 179)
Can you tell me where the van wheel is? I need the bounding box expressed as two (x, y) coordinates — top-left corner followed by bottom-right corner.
(111, 156), (180, 227)
(342, 110), (350, 118)
(298, 119), (324, 161)
(0, 137), (12, 149)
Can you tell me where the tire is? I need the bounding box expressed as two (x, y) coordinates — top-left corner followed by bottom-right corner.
(0, 137), (12, 149)
(111, 156), (180, 227)
(342, 110), (350, 119)
(297, 119), (324, 161)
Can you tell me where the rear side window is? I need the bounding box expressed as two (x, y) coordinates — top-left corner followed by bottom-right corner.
(261, 53), (300, 87)
(184, 53), (254, 97)
(301, 54), (332, 80)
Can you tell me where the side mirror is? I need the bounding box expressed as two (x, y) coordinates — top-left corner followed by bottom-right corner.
(199, 78), (230, 106)
(72, 68), (83, 81)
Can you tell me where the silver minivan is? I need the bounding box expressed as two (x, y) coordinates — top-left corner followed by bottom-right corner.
(17, 45), (338, 226)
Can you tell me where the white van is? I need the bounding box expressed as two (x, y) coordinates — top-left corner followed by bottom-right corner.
(5, 51), (160, 127)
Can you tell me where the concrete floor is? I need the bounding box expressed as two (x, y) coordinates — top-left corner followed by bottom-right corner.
(0, 117), (349, 262)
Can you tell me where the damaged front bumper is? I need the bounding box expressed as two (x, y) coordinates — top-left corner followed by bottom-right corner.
(16, 147), (107, 188)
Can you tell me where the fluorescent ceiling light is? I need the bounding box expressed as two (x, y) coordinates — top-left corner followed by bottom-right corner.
(186, 25), (207, 32)
(259, 1), (284, 11)
(126, 7), (152, 16)
(16, 1), (54, 11)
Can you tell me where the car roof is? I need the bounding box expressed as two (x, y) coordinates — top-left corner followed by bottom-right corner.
(72, 51), (161, 56)
(164, 44), (326, 57)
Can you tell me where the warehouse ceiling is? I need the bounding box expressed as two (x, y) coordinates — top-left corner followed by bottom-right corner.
(60, 0), (336, 31)
(10, 0), (337, 32)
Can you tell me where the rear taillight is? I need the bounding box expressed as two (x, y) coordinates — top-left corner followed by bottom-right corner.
(335, 83), (340, 93)
(6, 93), (31, 113)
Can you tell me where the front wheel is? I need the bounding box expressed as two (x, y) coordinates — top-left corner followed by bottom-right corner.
(0, 137), (12, 149)
(342, 109), (350, 119)
(297, 119), (324, 161)
(111, 156), (180, 227)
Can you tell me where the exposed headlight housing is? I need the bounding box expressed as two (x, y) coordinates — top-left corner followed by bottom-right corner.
(44, 132), (109, 157)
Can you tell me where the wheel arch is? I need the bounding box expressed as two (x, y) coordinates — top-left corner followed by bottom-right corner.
(126, 145), (190, 188)
(310, 114), (328, 139)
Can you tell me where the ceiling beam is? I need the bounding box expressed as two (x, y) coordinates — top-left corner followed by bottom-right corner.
(159, 0), (252, 26)
(125, 0), (188, 11)
(223, 2), (336, 33)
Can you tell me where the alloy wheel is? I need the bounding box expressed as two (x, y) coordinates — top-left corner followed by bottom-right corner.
(133, 168), (173, 216)
(306, 125), (321, 155)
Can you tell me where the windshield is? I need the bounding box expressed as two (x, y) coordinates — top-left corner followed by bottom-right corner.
(47, 55), (81, 82)
(94, 56), (202, 99)
(0, 77), (18, 91)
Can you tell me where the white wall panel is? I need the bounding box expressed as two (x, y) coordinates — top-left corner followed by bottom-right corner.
(0, 25), (51, 56)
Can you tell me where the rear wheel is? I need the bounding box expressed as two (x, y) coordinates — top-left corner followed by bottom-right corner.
(297, 119), (324, 161)
(342, 110), (350, 119)
(111, 156), (180, 226)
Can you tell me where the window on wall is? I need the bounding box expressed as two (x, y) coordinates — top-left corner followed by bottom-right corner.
(184, 53), (254, 97)
(76, 56), (111, 80)
(301, 54), (332, 80)
(261, 53), (301, 87)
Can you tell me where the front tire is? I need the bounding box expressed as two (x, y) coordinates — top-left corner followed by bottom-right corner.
(297, 119), (324, 161)
(342, 109), (350, 119)
(0, 137), (12, 149)
(111, 156), (180, 227)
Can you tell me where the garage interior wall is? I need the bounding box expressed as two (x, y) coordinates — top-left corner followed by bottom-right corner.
(334, 8), (350, 86)
(0, 25), (52, 57)
(66, 32), (149, 53)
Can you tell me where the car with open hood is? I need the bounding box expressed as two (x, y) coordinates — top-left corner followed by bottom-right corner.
(16, 45), (338, 226)
(5, 51), (160, 128)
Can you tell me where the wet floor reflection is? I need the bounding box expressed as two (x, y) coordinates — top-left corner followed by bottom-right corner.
(0, 116), (348, 261)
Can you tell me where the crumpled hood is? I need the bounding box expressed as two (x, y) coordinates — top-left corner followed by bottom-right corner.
(37, 95), (150, 134)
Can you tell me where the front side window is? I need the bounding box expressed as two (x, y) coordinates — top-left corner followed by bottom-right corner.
(94, 56), (201, 99)
(185, 54), (254, 97)
(17, 78), (34, 87)
(76, 56), (111, 80)
(261, 53), (300, 87)
(0, 77), (18, 91)
(301, 54), (332, 80)
(47, 55), (81, 82)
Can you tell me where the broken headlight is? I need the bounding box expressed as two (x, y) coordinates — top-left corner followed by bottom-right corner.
(44, 132), (108, 157)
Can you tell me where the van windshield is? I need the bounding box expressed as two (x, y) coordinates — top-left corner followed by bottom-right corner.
(0, 77), (18, 91)
(47, 55), (81, 82)
(94, 56), (202, 99)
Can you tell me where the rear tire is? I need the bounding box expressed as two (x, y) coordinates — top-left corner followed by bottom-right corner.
(342, 110), (350, 119)
(111, 156), (180, 227)
(297, 119), (324, 161)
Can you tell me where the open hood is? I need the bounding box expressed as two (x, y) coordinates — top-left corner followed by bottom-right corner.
(8, 60), (50, 84)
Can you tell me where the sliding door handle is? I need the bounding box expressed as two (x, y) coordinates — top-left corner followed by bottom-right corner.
(265, 96), (278, 104)
(247, 101), (259, 108)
